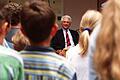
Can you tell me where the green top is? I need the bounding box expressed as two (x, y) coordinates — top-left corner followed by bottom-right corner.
(0, 54), (24, 80)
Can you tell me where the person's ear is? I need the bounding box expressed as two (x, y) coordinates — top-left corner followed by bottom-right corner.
(0, 22), (9, 34)
(50, 23), (58, 37)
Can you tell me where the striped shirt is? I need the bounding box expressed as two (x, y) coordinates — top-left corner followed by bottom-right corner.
(21, 46), (76, 80)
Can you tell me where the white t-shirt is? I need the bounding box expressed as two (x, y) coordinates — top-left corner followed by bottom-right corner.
(66, 44), (88, 80)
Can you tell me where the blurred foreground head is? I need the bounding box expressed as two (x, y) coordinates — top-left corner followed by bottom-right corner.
(20, 0), (57, 45)
(94, 0), (120, 80)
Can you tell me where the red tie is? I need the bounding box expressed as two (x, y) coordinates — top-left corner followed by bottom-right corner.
(66, 30), (71, 47)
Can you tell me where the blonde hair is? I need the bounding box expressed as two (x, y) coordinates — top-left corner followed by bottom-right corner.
(12, 30), (30, 51)
(94, 0), (120, 80)
(79, 10), (102, 56)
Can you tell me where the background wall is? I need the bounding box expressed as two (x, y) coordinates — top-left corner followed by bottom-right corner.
(1, 0), (97, 30)
(64, 0), (97, 30)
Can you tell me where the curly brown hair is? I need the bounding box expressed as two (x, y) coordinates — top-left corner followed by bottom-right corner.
(3, 2), (22, 25)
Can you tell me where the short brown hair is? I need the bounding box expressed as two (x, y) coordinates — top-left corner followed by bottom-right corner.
(20, 0), (56, 43)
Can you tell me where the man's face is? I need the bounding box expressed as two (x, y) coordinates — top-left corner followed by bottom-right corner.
(61, 17), (71, 30)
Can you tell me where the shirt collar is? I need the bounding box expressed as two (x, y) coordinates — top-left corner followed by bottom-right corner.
(24, 45), (55, 52)
(62, 28), (69, 31)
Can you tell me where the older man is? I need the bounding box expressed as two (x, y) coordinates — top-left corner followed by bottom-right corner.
(51, 15), (79, 55)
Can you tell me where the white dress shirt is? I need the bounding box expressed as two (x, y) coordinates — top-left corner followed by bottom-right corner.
(62, 29), (75, 48)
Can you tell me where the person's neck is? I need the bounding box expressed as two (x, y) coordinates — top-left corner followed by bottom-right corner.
(30, 38), (50, 47)
(62, 28), (69, 31)
(11, 23), (21, 29)
(0, 35), (5, 45)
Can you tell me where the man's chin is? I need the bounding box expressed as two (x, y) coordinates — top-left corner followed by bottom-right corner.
(63, 27), (69, 30)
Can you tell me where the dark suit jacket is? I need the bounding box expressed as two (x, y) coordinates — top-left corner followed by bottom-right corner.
(50, 29), (79, 50)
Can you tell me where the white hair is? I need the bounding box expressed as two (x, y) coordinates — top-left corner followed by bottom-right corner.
(61, 15), (72, 22)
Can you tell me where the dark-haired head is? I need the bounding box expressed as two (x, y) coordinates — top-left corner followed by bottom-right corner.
(0, 6), (9, 27)
(20, 0), (56, 44)
(0, 0), (9, 10)
(3, 2), (22, 26)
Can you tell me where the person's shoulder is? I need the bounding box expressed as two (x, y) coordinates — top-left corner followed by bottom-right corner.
(69, 29), (78, 34)
(57, 29), (63, 33)
(48, 51), (67, 61)
(66, 44), (80, 60)
(0, 48), (24, 80)
(48, 51), (73, 66)
(0, 45), (23, 64)
(69, 29), (75, 31)
(0, 45), (17, 54)
(53, 29), (63, 37)
(50, 52), (75, 78)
